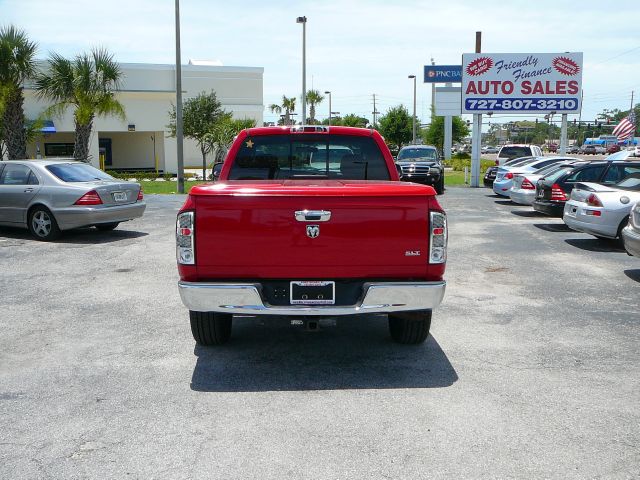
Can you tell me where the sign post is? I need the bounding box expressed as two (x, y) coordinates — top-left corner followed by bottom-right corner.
(560, 114), (568, 154)
(425, 65), (462, 161)
(470, 32), (482, 188)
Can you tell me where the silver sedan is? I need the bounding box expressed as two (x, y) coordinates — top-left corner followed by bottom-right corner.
(0, 159), (146, 240)
(563, 173), (640, 240)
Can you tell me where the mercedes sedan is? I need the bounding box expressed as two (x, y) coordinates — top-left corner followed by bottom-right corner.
(0, 159), (146, 241)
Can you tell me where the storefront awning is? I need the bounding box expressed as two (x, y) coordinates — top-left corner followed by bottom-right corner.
(41, 120), (56, 134)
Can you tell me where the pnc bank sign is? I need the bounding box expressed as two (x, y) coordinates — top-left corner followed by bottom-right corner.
(423, 65), (462, 83)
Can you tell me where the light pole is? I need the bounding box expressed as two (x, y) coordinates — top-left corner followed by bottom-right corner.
(296, 16), (307, 125)
(174, 0), (185, 193)
(408, 75), (417, 144)
(324, 90), (331, 126)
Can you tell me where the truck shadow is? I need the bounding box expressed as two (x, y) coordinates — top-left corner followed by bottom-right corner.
(190, 316), (458, 392)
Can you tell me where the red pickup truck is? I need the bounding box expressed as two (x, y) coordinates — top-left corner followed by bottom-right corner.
(176, 126), (447, 345)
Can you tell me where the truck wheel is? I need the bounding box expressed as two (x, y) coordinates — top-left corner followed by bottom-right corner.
(389, 310), (432, 344)
(189, 311), (232, 345)
(435, 175), (445, 195)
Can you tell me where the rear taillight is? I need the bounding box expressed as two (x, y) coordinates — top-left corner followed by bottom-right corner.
(176, 211), (195, 265)
(74, 190), (102, 205)
(521, 178), (535, 190)
(137, 187), (143, 201)
(586, 194), (603, 207)
(505, 172), (514, 180)
(550, 183), (567, 201)
(495, 159), (499, 166)
(429, 211), (447, 264)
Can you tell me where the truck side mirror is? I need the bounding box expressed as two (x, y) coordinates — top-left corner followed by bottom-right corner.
(212, 163), (223, 180)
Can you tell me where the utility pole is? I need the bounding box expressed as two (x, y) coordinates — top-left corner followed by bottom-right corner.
(372, 94), (380, 128)
(174, 0), (185, 193)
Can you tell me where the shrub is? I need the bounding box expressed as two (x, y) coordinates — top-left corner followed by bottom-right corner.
(448, 158), (495, 173)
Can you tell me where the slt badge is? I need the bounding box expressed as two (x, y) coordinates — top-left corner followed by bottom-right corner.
(306, 225), (320, 238)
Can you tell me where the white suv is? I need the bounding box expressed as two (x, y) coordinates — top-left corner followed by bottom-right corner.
(496, 144), (543, 165)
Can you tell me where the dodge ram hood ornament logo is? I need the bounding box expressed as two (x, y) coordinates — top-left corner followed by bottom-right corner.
(306, 225), (320, 238)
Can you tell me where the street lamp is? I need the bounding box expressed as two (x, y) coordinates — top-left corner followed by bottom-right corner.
(324, 90), (331, 126)
(296, 16), (307, 125)
(408, 75), (417, 144)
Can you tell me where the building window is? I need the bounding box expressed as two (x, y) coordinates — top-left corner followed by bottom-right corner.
(45, 143), (74, 157)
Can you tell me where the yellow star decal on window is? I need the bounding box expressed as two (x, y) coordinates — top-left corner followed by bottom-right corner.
(246, 139), (254, 148)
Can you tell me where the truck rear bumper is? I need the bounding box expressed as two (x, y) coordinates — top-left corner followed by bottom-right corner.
(178, 281), (446, 315)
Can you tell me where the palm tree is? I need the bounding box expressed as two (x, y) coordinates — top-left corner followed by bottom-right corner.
(35, 48), (125, 162)
(281, 96), (296, 125)
(0, 25), (37, 159)
(305, 89), (324, 124)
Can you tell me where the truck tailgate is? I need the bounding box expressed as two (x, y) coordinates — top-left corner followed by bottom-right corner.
(192, 180), (436, 279)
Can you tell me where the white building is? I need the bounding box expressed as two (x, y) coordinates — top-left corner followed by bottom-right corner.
(21, 62), (264, 173)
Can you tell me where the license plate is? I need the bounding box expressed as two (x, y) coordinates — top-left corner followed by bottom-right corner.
(112, 192), (127, 202)
(290, 281), (335, 305)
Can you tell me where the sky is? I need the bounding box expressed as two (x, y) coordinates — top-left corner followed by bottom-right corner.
(2, 0), (639, 128)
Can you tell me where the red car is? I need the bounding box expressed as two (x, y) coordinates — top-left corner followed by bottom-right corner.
(607, 144), (621, 153)
(547, 143), (558, 153)
(176, 126), (447, 345)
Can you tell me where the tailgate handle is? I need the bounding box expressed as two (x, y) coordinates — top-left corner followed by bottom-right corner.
(295, 210), (331, 222)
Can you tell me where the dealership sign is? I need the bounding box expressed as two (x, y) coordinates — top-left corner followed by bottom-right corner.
(461, 52), (583, 114)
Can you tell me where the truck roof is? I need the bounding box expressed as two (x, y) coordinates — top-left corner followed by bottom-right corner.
(244, 125), (377, 137)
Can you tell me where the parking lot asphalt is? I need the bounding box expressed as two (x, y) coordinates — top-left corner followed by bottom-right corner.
(1, 189), (639, 479)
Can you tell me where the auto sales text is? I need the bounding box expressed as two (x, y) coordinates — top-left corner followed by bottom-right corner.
(465, 80), (579, 96)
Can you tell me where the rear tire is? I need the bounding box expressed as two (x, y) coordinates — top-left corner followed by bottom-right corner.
(28, 206), (61, 241)
(189, 311), (232, 345)
(435, 175), (445, 195)
(389, 310), (432, 344)
(96, 222), (120, 231)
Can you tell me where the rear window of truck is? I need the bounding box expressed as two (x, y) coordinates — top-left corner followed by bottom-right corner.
(228, 134), (391, 180)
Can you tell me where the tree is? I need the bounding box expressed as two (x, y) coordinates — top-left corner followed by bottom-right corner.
(378, 105), (413, 149)
(320, 113), (369, 127)
(305, 89), (324, 124)
(205, 117), (256, 166)
(35, 48), (125, 162)
(282, 96), (296, 125)
(269, 96), (297, 125)
(422, 116), (470, 152)
(168, 90), (230, 180)
(0, 25), (37, 159)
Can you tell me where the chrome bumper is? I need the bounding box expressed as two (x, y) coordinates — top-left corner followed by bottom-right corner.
(54, 202), (146, 230)
(178, 281), (446, 315)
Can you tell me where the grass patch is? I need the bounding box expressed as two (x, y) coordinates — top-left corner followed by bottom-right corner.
(445, 170), (468, 186)
(140, 180), (210, 194)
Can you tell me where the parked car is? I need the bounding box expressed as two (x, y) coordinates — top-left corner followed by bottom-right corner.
(0, 159), (145, 240)
(395, 144), (444, 194)
(493, 156), (575, 197)
(495, 144), (544, 165)
(582, 145), (598, 155)
(547, 143), (558, 153)
(484, 166), (498, 187)
(567, 145), (580, 154)
(177, 126), (447, 345)
(533, 151), (640, 216)
(482, 145), (499, 154)
(622, 201), (640, 256)
(633, 145), (640, 158)
(563, 173), (640, 239)
(509, 161), (583, 205)
(607, 144), (621, 154)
